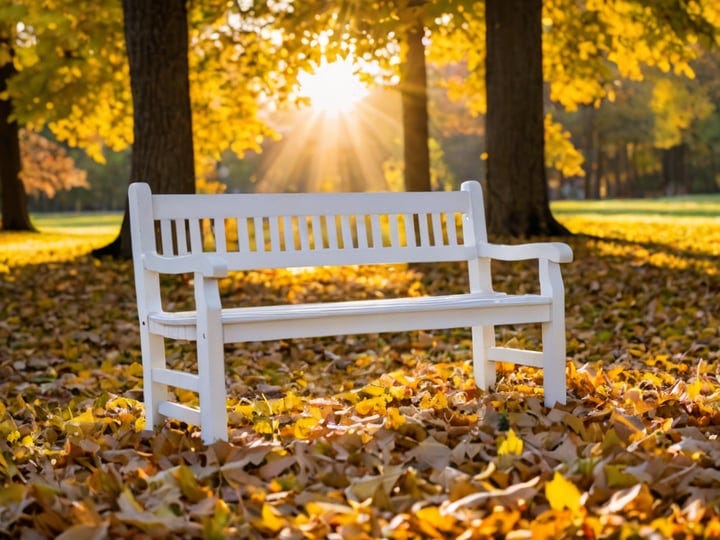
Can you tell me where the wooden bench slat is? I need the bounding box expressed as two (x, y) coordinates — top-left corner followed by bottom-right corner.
(298, 216), (310, 251)
(214, 218), (226, 253)
(403, 214), (415, 247)
(151, 190), (471, 220)
(327, 215), (339, 249)
(418, 213), (431, 247)
(356, 215), (368, 249)
(237, 218), (250, 252)
(340, 215), (353, 249)
(253, 217), (264, 252)
(370, 215), (383, 248)
(270, 216), (282, 252)
(446, 213), (458, 246)
(150, 293), (550, 326)
(389, 215), (400, 248)
(158, 401), (201, 427)
(431, 213), (444, 246)
(152, 367), (200, 391)
(189, 218), (203, 254)
(160, 220), (173, 255)
(487, 347), (544, 367)
(176, 220), (188, 255)
(149, 295), (552, 343)
(310, 215), (323, 249)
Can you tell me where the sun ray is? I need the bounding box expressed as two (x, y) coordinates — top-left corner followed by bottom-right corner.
(258, 67), (401, 194)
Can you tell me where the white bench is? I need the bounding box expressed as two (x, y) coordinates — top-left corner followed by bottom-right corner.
(128, 181), (572, 443)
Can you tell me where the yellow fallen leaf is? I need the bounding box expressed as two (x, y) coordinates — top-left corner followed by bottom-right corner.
(419, 391), (448, 411)
(385, 407), (406, 429)
(416, 505), (456, 533)
(498, 429), (524, 457)
(257, 503), (286, 533)
(355, 396), (387, 415)
(545, 471), (583, 512)
(293, 416), (319, 439)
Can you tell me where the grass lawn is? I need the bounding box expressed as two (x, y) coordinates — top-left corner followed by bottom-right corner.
(32, 211), (123, 233)
(0, 212), (122, 270)
(552, 192), (720, 217)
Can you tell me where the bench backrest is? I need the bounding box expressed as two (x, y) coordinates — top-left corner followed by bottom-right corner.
(128, 181), (488, 270)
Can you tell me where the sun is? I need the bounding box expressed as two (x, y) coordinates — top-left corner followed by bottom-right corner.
(298, 59), (369, 115)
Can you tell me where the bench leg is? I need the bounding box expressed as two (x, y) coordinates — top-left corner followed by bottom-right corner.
(141, 331), (168, 430)
(195, 276), (228, 444)
(471, 325), (496, 391)
(540, 260), (567, 407)
(541, 319), (567, 407)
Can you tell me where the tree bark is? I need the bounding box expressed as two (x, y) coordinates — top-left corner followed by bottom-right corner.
(660, 144), (687, 195)
(95, 0), (195, 258)
(485, 0), (568, 236)
(0, 39), (34, 231)
(583, 105), (602, 200)
(400, 16), (431, 192)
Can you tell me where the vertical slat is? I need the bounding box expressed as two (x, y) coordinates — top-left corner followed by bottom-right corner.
(370, 215), (383, 248)
(431, 213), (443, 246)
(446, 213), (458, 246)
(341, 215), (353, 249)
(189, 219), (203, 253)
(327, 216), (339, 249)
(254, 217), (265, 252)
(418, 213), (430, 247)
(176, 219), (188, 255)
(237, 218), (250, 252)
(356, 215), (368, 249)
(283, 216), (295, 251)
(298, 216), (310, 251)
(160, 220), (173, 255)
(269, 216), (281, 251)
(404, 214), (416, 247)
(389, 215), (400, 247)
(214, 218), (227, 253)
(311, 215), (323, 249)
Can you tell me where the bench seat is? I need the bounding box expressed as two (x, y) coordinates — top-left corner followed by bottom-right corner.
(149, 292), (552, 342)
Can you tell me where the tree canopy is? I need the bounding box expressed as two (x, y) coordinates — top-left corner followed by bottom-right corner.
(1, 0), (720, 234)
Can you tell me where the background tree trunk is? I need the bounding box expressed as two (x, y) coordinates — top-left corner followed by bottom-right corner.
(583, 105), (602, 200)
(485, 0), (568, 236)
(400, 16), (431, 192)
(95, 0), (195, 258)
(661, 144), (688, 195)
(0, 39), (34, 232)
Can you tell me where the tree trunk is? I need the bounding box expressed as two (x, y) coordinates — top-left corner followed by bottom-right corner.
(400, 16), (431, 192)
(660, 144), (687, 195)
(95, 0), (195, 258)
(485, 0), (568, 236)
(0, 39), (34, 232)
(583, 105), (602, 200)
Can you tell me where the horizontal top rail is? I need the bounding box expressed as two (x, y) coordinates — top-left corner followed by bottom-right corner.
(151, 190), (471, 220)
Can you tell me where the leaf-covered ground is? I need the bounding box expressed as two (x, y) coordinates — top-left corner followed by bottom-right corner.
(1, 214), (719, 538)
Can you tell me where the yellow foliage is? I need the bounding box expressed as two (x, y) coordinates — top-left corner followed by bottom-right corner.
(293, 416), (319, 439)
(385, 407), (406, 430)
(545, 471), (583, 512)
(355, 396), (388, 416)
(498, 428), (524, 456)
(256, 503), (286, 533)
(419, 391), (448, 411)
(544, 114), (585, 177)
(651, 78), (714, 149)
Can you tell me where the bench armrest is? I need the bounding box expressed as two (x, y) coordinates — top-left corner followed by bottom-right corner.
(478, 242), (573, 263)
(143, 253), (229, 278)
